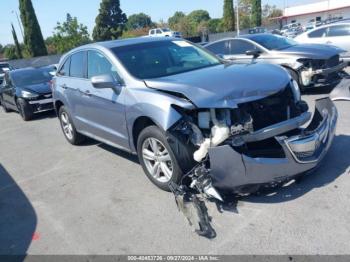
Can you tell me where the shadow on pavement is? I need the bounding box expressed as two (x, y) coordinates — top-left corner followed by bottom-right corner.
(98, 143), (139, 164)
(0, 164), (37, 256)
(241, 134), (350, 204)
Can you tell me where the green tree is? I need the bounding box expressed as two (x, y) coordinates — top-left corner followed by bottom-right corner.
(168, 11), (186, 29)
(4, 45), (18, 60)
(93, 0), (127, 41)
(223, 0), (235, 31)
(126, 13), (153, 30)
(262, 4), (283, 26)
(11, 23), (23, 59)
(50, 13), (91, 54)
(187, 10), (210, 25)
(19, 0), (47, 57)
(208, 19), (223, 33)
(251, 0), (262, 27)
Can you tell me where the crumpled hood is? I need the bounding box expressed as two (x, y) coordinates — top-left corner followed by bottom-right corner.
(145, 63), (291, 108)
(21, 82), (51, 95)
(274, 43), (345, 59)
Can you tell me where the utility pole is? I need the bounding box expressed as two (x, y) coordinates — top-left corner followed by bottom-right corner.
(236, 0), (240, 36)
(11, 10), (24, 40)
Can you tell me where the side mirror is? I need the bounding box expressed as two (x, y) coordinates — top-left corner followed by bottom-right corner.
(245, 50), (261, 58)
(91, 74), (122, 94)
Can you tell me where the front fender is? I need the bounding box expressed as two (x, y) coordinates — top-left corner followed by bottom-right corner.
(125, 87), (195, 150)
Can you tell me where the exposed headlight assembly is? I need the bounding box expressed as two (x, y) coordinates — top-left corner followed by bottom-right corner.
(290, 80), (301, 102)
(21, 90), (39, 98)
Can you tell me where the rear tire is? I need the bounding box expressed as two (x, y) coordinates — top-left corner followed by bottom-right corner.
(0, 95), (10, 113)
(58, 106), (85, 145)
(17, 98), (33, 121)
(137, 126), (195, 191)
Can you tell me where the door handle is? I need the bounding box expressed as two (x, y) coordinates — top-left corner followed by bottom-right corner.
(60, 84), (68, 89)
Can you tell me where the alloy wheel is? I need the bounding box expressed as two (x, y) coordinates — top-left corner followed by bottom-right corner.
(61, 112), (74, 140)
(141, 137), (174, 183)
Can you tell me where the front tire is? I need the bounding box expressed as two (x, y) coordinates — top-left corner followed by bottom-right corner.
(17, 98), (33, 121)
(137, 126), (187, 191)
(58, 106), (85, 145)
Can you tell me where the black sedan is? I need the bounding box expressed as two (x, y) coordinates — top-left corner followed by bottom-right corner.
(0, 68), (54, 121)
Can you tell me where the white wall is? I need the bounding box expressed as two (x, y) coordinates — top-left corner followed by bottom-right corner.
(285, 6), (350, 25)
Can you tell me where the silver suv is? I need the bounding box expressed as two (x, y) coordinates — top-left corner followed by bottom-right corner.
(53, 37), (337, 195)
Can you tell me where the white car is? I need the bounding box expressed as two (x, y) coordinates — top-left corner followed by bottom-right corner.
(149, 28), (182, 38)
(295, 22), (350, 63)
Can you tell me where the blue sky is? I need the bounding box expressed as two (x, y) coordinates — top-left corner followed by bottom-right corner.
(0, 0), (312, 45)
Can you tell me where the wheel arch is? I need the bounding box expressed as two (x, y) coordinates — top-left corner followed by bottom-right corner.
(131, 116), (158, 152)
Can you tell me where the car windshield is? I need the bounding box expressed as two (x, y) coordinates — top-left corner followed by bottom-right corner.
(248, 34), (298, 50)
(12, 69), (52, 86)
(112, 40), (221, 79)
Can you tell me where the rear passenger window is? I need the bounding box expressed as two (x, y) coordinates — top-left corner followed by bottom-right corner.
(58, 58), (70, 76)
(308, 27), (327, 38)
(328, 25), (350, 37)
(70, 52), (85, 78)
(206, 41), (230, 55)
(230, 40), (256, 54)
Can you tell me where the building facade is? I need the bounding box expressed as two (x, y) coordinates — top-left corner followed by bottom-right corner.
(280, 0), (350, 26)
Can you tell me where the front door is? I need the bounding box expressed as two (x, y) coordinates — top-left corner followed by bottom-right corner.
(81, 50), (129, 150)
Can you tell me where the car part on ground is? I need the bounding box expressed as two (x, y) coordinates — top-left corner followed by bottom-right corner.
(204, 34), (347, 90)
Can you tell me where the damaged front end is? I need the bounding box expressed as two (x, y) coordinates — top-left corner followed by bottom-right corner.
(168, 83), (338, 238)
(296, 56), (347, 87)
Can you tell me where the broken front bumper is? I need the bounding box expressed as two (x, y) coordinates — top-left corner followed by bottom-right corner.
(208, 98), (338, 190)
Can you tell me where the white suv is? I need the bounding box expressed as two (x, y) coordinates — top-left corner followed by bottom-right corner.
(295, 22), (350, 63)
(149, 28), (182, 38)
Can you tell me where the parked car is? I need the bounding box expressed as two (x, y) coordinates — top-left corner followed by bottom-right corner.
(0, 68), (54, 120)
(248, 27), (267, 34)
(52, 38), (337, 197)
(149, 28), (182, 38)
(204, 34), (347, 90)
(295, 22), (350, 63)
(0, 62), (13, 85)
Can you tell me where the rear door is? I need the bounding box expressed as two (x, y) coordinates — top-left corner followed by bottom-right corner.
(55, 51), (89, 131)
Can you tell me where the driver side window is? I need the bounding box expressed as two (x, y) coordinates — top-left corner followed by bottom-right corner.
(87, 50), (120, 81)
